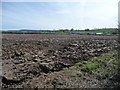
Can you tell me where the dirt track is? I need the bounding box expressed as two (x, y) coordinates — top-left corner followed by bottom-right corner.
(2, 34), (118, 88)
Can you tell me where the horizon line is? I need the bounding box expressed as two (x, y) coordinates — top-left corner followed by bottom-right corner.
(1, 27), (118, 31)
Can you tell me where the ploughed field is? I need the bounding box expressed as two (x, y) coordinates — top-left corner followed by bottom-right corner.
(2, 34), (118, 88)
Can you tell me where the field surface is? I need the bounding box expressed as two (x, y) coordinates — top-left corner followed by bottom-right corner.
(2, 34), (119, 88)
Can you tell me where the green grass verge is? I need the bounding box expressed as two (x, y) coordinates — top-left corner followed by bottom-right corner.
(72, 50), (118, 79)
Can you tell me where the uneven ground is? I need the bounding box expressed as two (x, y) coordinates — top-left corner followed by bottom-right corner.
(1, 34), (119, 88)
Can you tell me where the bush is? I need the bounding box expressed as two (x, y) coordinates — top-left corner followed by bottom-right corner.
(85, 29), (90, 31)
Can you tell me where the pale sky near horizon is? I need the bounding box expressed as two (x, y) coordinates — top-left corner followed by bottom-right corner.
(0, 0), (119, 30)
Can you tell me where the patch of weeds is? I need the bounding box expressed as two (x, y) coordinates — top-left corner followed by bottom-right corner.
(73, 50), (118, 79)
(81, 63), (98, 74)
(75, 62), (83, 70)
(85, 63), (98, 70)
(74, 61), (98, 75)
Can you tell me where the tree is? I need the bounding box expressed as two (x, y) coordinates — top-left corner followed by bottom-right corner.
(71, 28), (74, 31)
(85, 29), (89, 31)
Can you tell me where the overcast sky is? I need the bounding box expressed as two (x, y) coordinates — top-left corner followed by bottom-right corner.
(1, 0), (119, 30)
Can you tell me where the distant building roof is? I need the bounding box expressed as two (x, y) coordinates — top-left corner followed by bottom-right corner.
(96, 33), (103, 35)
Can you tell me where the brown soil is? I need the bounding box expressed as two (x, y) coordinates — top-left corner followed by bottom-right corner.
(1, 34), (118, 88)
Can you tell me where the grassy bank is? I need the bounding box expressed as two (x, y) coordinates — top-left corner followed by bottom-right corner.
(71, 50), (118, 79)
